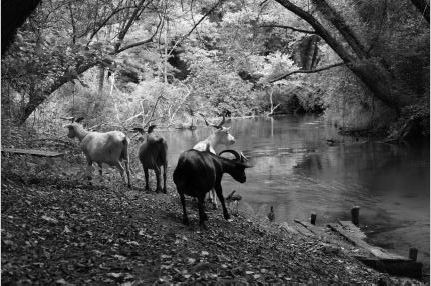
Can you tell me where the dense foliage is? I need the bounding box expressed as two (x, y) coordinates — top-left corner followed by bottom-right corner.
(1, 0), (429, 139)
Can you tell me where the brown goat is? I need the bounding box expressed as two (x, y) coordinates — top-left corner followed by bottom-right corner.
(133, 125), (168, 193)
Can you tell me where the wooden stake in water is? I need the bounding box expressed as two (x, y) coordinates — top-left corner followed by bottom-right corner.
(409, 248), (418, 261)
(310, 213), (317, 225)
(351, 206), (360, 226)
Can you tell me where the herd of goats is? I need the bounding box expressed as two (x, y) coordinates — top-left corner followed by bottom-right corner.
(63, 114), (253, 228)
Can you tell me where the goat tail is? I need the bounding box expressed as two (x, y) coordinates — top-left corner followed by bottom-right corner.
(120, 137), (129, 162)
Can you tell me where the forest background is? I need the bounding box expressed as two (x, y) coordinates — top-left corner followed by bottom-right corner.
(1, 0), (429, 141)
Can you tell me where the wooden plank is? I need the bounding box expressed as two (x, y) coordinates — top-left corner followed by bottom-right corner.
(327, 222), (422, 279)
(292, 221), (314, 237)
(356, 257), (423, 279)
(294, 219), (326, 236)
(327, 223), (406, 260)
(1, 148), (64, 158)
(279, 222), (299, 234)
(337, 220), (367, 240)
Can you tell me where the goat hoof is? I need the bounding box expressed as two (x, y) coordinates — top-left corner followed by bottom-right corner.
(128, 184), (131, 188)
(162, 188), (167, 194)
(224, 214), (231, 220)
(203, 213), (208, 221)
(199, 223), (208, 230)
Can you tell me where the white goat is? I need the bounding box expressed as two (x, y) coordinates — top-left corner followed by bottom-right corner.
(64, 117), (131, 187)
(193, 113), (235, 208)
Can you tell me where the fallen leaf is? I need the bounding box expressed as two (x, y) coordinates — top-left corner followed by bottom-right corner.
(107, 272), (122, 278)
(41, 215), (58, 224)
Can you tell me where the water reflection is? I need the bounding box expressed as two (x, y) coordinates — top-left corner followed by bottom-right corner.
(163, 115), (429, 268)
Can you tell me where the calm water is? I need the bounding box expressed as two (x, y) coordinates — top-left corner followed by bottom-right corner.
(162, 115), (430, 267)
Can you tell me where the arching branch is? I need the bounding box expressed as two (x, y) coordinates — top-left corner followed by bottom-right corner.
(267, 62), (344, 83)
(260, 24), (316, 34)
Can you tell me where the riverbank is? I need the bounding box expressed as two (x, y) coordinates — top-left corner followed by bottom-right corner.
(1, 166), (424, 285)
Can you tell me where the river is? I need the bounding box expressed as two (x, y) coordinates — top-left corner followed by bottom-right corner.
(162, 115), (430, 270)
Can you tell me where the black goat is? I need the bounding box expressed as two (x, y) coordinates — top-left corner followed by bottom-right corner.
(173, 148), (252, 228)
(133, 125), (168, 193)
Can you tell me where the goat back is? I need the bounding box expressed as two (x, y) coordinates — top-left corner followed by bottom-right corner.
(173, 149), (219, 197)
(138, 135), (168, 169)
(81, 131), (128, 165)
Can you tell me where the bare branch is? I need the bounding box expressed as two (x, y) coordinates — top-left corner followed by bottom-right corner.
(144, 94), (165, 127)
(114, 0), (148, 52)
(267, 62), (345, 83)
(259, 0), (270, 6)
(168, 0), (226, 56)
(114, 19), (162, 53)
(260, 24), (316, 34)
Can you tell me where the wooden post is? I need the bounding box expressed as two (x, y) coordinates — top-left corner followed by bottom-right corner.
(409, 248), (418, 261)
(310, 213), (317, 225)
(351, 206), (360, 226)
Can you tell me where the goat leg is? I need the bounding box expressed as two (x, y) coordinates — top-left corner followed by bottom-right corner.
(197, 197), (208, 229)
(97, 163), (103, 182)
(210, 190), (218, 209)
(124, 160), (131, 188)
(163, 164), (167, 193)
(179, 192), (190, 225)
(144, 168), (150, 192)
(86, 160), (93, 185)
(115, 162), (126, 185)
(155, 166), (162, 193)
(215, 184), (230, 221)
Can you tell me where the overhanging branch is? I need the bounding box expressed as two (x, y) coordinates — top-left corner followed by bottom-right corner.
(260, 24), (316, 34)
(268, 62), (344, 83)
(114, 19), (162, 54)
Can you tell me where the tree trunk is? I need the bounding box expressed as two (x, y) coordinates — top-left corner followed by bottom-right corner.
(18, 61), (98, 124)
(274, 0), (401, 113)
(410, 0), (430, 23)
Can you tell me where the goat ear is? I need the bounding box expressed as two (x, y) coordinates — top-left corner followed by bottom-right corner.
(148, 125), (157, 133)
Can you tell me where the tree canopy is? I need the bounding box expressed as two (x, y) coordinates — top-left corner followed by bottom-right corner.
(2, 0), (429, 139)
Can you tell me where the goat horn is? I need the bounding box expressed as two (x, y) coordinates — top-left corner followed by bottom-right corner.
(240, 152), (248, 161)
(199, 112), (216, 127)
(218, 149), (241, 161)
